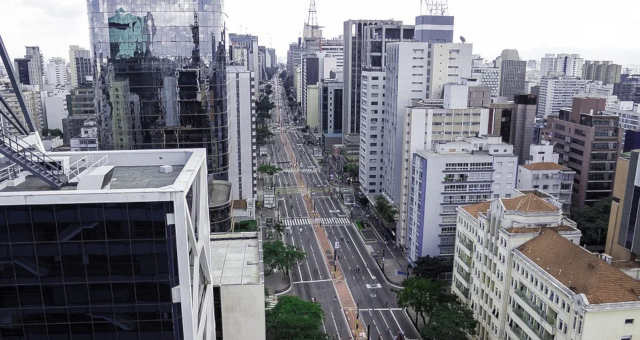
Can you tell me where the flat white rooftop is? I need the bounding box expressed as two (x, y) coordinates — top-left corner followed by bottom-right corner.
(210, 232), (263, 286)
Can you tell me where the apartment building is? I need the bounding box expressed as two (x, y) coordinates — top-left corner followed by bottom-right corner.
(428, 43), (473, 99)
(227, 66), (257, 211)
(386, 83), (490, 248)
(472, 66), (501, 97)
(359, 70), (386, 194)
(517, 141), (575, 211)
(452, 192), (640, 340)
(406, 136), (517, 262)
(537, 77), (589, 117)
(548, 96), (622, 208)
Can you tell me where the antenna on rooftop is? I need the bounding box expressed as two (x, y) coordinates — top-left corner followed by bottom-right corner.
(306, 0), (319, 27)
(421, 0), (449, 15)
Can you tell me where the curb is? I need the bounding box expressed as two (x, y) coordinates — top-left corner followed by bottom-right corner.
(274, 274), (293, 296)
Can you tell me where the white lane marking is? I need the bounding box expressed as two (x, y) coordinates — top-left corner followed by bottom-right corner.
(307, 227), (327, 280)
(389, 309), (404, 336)
(377, 309), (393, 336)
(342, 224), (376, 280)
(358, 308), (404, 311)
(289, 230), (303, 280)
(330, 311), (340, 340)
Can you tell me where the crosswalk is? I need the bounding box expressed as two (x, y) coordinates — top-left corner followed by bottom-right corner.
(282, 217), (351, 227)
(265, 295), (278, 310)
(280, 168), (318, 173)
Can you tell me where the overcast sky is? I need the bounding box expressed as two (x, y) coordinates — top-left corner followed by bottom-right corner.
(2, 0), (639, 66)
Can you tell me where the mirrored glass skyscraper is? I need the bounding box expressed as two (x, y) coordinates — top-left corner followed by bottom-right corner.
(87, 0), (229, 179)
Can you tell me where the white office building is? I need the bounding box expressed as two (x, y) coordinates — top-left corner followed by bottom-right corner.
(406, 136), (517, 261)
(382, 41), (430, 208)
(537, 77), (589, 117)
(609, 100), (640, 131)
(227, 66), (257, 213)
(472, 66), (501, 97)
(359, 70), (386, 194)
(540, 53), (584, 78)
(428, 43), (473, 99)
(70, 119), (99, 151)
(45, 57), (68, 87)
(452, 192), (640, 340)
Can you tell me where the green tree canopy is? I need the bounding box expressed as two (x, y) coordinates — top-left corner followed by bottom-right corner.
(571, 198), (611, 249)
(263, 240), (305, 277)
(397, 277), (476, 340)
(258, 164), (282, 176)
(343, 162), (359, 179)
(266, 296), (327, 340)
(413, 256), (451, 281)
(375, 195), (398, 224)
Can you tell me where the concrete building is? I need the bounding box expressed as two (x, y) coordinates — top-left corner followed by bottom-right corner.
(227, 66), (257, 211)
(320, 79), (343, 148)
(320, 37), (344, 79)
(43, 90), (68, 130)
(583, 60), (622, 85)
(0, 80), (45, 134)
(548, 97), (622, 208)
(45, 57), (68, 87)
(229, 33), (260, 95)
(381, 41), (430, 207)
(211, 232), (266, 340)
(453, 191), (640, 340)
(605, 151), (639, 263)
(63, 86), (96, 146)
(428, 43), (473, 99)
(539, 53), (584, 78)
(342, 19), (408, 140)
(70, 119), (99, 151)
(286, 41), (303, 80)
(517, 142), (575, 211)
(414, 13), (454, 43)
(25, 46), (44, 89)
(537, 77), (589, 117)
(358, 70), (386, 194)
(384, 82), (490, 248)
(406, 136), (517, 261)
(499, 49), (526, 98)
(614, 74), (640, 104)
(508, 95), (538, 165)
(472, 66), (501, 97)
(69, 45), (93, 88)
(306, 84), (320, 131)
(0, 146), (218, 339)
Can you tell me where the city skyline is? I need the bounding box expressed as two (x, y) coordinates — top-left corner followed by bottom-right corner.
(2, 0), (640, 66)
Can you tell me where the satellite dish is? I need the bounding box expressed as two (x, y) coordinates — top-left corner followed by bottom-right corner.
(460, 36), (466, 43)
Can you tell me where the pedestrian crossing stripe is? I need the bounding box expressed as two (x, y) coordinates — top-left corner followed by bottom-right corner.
(281, 217), (350, 227)
(280, 168), (318, 174)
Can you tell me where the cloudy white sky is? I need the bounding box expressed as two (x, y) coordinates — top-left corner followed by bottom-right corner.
(2, 0), (639, 66)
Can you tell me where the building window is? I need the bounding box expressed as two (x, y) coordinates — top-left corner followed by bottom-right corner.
(625, 319), (634, 325)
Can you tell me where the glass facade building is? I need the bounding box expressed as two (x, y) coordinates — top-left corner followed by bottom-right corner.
(87, 0), (229, 179)
(0, 202), (182, 340)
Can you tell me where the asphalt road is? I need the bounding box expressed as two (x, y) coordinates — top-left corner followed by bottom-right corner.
(266, 77), (420, 340)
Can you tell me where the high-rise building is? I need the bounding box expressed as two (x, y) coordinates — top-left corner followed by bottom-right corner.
(45, 57), (68, 87)
(320, 79), (343, 148)
(499, 49), (526, 98)
(87, 0), (228, 180)
(605, 150), (640, 260)
(229, 33), (260, 95)
(406, 136), (516, 261)
(607, 100), (640, 152)
(0, 147), (216, 339)
(540, 53), (584, 78)
(537, 77), (589, 117)
(548, 96), (621, 209)
(0, 80), (45, 133)
(227, 66), (257, 212)
(286, 41), (303, 81)
(507, 94), (538, 165)
(320, 37), (344, 79)
(414, 13), (454, 43)
(68, 45), (93, 88)
(358, 70), (386, 194)
(614, 74), (640, 104)
(452, 192), (640, 340)
(583, 60), (622, 84)
(63, 86), (96, 146)
(13, 57), (32, 85)
(342, 19), (405, 140)
(25, 46), (44, 89)
(427, 42), (473, 99)
(472, 66), (500, 97)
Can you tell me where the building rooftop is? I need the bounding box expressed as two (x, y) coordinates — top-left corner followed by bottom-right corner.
(461, 201), (491, 218)
(505, 225), (578, 234)
(518, 229), (640, 304)
(210, 232), (263, 286)
(522, 162), (570, 171)
(501, 193), (560, 213)
(0, 149), (204, 197)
